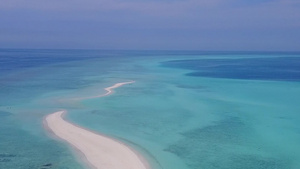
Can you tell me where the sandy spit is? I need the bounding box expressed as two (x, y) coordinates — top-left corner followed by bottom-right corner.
(44, 81), (150, 169)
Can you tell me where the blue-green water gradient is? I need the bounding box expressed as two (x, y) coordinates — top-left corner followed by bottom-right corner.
(1, 50), (300, 169)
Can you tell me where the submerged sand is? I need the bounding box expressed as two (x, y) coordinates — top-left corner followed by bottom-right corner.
(44, 81), (149, 169)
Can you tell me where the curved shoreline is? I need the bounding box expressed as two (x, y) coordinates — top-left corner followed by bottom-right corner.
(74, 81), (135, 100)
(44, 81), (150, 169)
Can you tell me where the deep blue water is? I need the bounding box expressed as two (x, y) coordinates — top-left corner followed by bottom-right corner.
(162, 56), (300, 81)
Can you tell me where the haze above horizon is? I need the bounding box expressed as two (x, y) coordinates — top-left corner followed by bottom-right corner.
(0, 0), (299, 51)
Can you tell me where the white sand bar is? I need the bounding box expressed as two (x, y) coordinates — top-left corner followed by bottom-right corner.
(75, 81), (135, 100)
(45, 111), (148, 169)
(44, 81), (149, 169)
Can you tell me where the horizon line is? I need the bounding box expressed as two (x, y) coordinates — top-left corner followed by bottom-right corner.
(1, 48), (300, 53)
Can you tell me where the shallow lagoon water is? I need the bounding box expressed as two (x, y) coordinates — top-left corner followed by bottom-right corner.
(0, 50), (300, 169)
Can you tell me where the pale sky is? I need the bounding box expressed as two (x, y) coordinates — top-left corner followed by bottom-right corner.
(0, 0), (299, 51)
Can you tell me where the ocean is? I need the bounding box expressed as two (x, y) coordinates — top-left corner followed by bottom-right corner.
(0, 49), (300, 169)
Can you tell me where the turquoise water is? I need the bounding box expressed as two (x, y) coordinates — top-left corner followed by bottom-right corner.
(1, 50), (300, 169)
